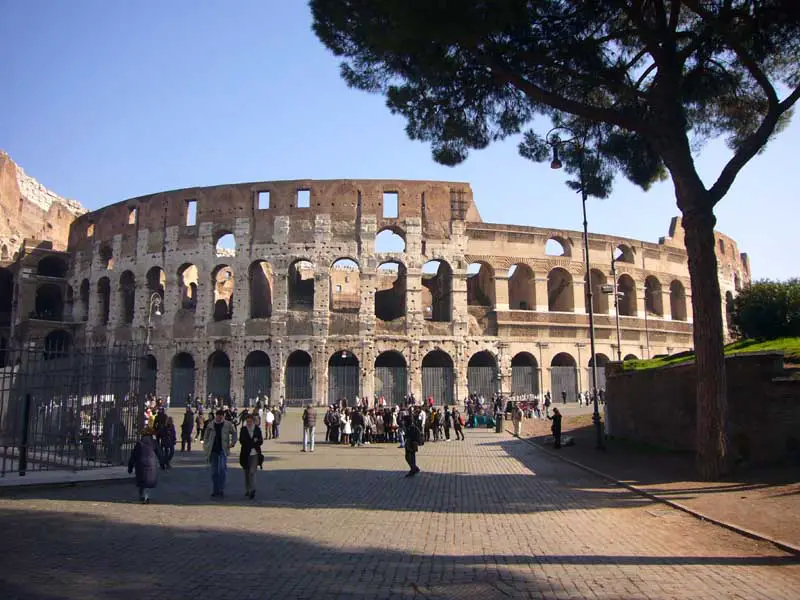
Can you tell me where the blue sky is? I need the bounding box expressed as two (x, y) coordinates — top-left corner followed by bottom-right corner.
(1, 1), (797, 279)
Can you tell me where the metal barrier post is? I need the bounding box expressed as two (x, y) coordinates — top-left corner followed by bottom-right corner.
(19, 393), (32, 476)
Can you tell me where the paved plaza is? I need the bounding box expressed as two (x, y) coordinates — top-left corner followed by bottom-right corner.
(0, 411), (799, 600)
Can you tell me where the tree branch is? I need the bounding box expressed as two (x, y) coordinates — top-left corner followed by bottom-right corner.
(709, 83), (800, 204)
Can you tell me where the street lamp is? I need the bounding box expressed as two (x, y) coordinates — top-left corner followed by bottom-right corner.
(546, 127), (605, 451)
(601, 250), (624, 362)
(145, 292), (162, 348)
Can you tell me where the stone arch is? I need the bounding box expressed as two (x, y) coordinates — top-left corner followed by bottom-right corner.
(374, 350), (407, 405)
(285, 350), (312, 405)
(734, 273), (742, 292)
(718, 238), (725, 254)
(244, 350), (271, 403)
(614, 244), (635, 263)
(511, 352), (540, 395)
(375, 227), (406, 253)
(550, 352), (578, 403)
(97, 277), (111, 325)
(588, 353), (611, 391)
(508, 264), (535, 310)
(328, 349), (360, 405)
(375, 260), (406, 321)
(617, 274), (637, 316)
(623, 353), (639, 361)
(207, 350), (231, 402)
(422, 260), (453, 322)
(0, 244), (7, 261)
(171, 352), (195, 404)
(288, 259), (314, 310)
(79, 278), (90, 321)
(142, 354), (158, 397)
(330, 258), (360, 313)
(0, 268), (11, 327)
(585, 268), (608, 314)
(467, 261), (496, 307)
(670, 280), (687, 321)
(34, 283), (63, 321)
(422, 349), (454, 405)
(588, 354), (611, 367)
(146, 266), (166, 299)
(37, 255), (68, 278)
(467, 350), (499, 398)
(545, 237), (570, 257)
(119, 270), (135, 324)
(43, 329), (71, 359)
(215, 232), (236, 258)
(211, 264), (234, 322)
(99, 244), (114, 270)
(547, 267), (574, 312)
(644, 275), (663, 316)
(177, 263), (198, 312)
(249, 260), (274, 318)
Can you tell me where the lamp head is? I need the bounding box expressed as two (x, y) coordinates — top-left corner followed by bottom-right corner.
(550, 145), (562, 170)
(154, 306), (162, 317)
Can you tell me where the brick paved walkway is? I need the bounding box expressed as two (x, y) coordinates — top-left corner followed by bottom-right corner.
(0, 410), (798, 600)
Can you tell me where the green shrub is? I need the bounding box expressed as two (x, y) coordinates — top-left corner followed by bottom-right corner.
(731, 279), (800, 340)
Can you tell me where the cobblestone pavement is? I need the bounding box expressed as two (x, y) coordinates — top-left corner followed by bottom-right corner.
(1, 411), (799, 600)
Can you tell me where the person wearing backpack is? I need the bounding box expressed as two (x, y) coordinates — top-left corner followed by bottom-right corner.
(403, 413), (422, 477)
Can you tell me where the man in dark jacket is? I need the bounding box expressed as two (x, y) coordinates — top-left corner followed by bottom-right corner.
(128, 426), (162, 504)
(403, 414), (422, 477)
(180, 406), (194, 451)
(548, 407), (563, 449)
(302, 404), (317, 452)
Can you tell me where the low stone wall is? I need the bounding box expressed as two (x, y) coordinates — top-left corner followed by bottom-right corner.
(606, 352), (800, 465)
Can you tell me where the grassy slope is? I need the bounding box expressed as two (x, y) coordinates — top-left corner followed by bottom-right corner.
(622, 337), (800, 371)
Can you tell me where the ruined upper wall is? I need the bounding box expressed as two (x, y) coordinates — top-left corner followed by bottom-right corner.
(67, 179), (479, 251)
(0, 151), (86, 257)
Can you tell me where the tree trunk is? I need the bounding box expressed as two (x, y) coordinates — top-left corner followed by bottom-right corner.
(681, 201), (730, 480)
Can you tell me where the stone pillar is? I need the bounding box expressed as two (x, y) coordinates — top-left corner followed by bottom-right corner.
(408, 340), (422, 401)
(272, 341), (285, 405)
(497, 343), (511, 396)
(360, 341), (374, 401)
(452, 270), (469, 337)
(313, 343), (328, 407)
(454, 342), (468, 404)
(685, 292), (694, 323)
(573, 279), (586, 314)
(494, 274), (510, 311)
(535, 276), (549, 312)
(661, 289), (672, 320)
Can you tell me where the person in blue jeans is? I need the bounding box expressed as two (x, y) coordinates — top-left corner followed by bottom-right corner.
(203, 409), (237, 498)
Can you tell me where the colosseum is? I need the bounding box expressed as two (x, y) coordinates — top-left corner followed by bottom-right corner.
(1, 165), (752, 406)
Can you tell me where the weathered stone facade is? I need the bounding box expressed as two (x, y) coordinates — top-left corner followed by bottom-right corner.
(1, 174), (751, 406)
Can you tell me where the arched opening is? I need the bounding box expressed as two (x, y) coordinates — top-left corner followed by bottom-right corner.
(467, 351), (499, 398)
(467, 262), (496, 307)
(244, 351), (271, 403)
(547, 268), (574, 312)
(508, 264), (535, 310)
(288, 259), (314, 310)
(37, 255), (68, 278)
(43, 330), (71, 359)
(734, 273), (742, 292)
(97, 277), (111, 325)
(328, 350), (360, 406)
(64, 285), (74, 320)
(0, 268), (13, 327)
(375, 227), (406, 253)
(550, 352), (578, 403)
(0, 244), (7, 261)
(171, 353), (195, 404)
(670, 280), (687, 321)
(207, 351), (231, 402)
(623, 353), (639, 361)
(421, 349), (454, 405)
(99, 244), (114, 270)
(119, 270), (135, 324)
(142, 354), (157, 397)
(330, 258), (360, 314)
(614, 244), (635, 263)
(545, 237), (569, 257)
(511, 352), (539, 395)
(375, 261), (406, 321)
(177, 263), (198, 312)
(285, 350), (312, 406)
(645, 276), (663, 316)
(725, 291), (735, 332)
(617, 274), (637, 316)
(374, 351), (407, 405)
(422, 260), (453, 322)
(79, 278), (90, 321)
(146, 266), (165, 300)
(215, 232), (236, 258)
(588, 354), (611, 391)
(718, 238), (725, 254)
(249, 260), (274, 318)
(34, 283), (63, 321)
(585, 268), (608, 314)
(211, 265), (234, 322)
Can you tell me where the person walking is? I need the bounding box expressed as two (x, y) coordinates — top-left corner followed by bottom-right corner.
(264, 407), (275, 440)
(180, 406), (194, 452)
(204, 409), (237, 498)
(452, 406), (465, 441)
(160, 416), (177, 469)
(128, 426), (162, 504)
(511, 403), (524, 438)
(302, 404), (317, 452)
(544, 392), (552, 418)
(403, 414), (422, 477)
(548, 407), (563, 449)
(561, 390), (567, 405)
(272, 406), (282, 439)
(239, 413), (263, 500)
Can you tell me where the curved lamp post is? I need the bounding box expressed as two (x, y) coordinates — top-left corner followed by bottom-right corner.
(145, 292), (162, 348)
(545, 127), (605, 451)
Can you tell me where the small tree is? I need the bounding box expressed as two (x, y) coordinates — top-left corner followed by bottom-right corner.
(311, 0), (800, 479)
(732, 279), (800, 340)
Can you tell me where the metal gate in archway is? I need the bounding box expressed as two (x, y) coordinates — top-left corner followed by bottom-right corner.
(328, 366), (359, 406)
(422, 367), (454, 405)
(142, 357), (157, 397)
(171, 362), (195, 405)
(511, 366), (540, 395)
(467, 367), (498, 399)
(285, 366), (312, 406)
(207, 352), (231, 403)
(585, 367), (607, 392)
(244, 366), (271, 405)
(550, 367), (578, 402)
(374, 367), (407, 405)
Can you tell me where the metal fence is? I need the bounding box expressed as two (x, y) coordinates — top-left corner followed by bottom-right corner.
(584, 367), (607, 392)
(511, 366), (540, 395)
(422, 367), (454, 405)
(374, 366), (407, 405)
(285, 366), (312, 406)
(467, 366), (498, 399)
(328, 365), (359, 406)
(0, 340), (145, 477)
(171, 366), (195, 406)
(207, 367), (231, 402)
(550, 367), (578, 403)
(244, 365), (271, 405)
